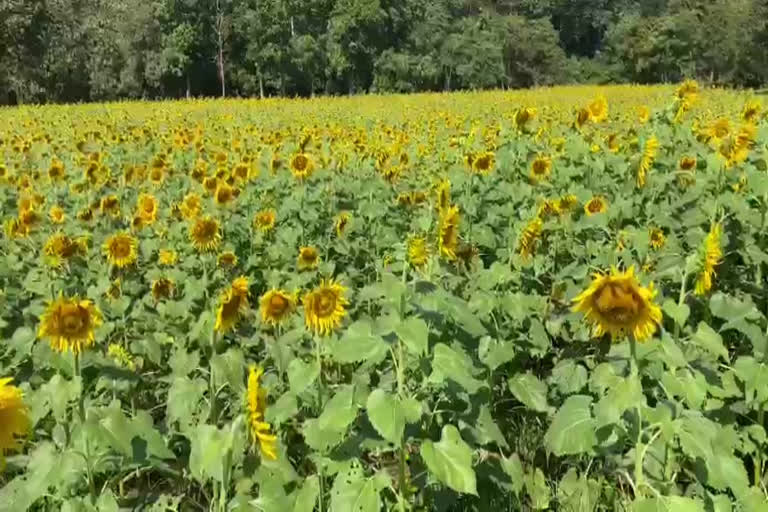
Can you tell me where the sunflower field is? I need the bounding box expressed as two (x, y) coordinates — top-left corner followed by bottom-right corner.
(1, 83), (768, 512)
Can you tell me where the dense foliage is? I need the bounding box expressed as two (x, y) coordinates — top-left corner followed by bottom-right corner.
(1, 0), (767, 104)
(1, 84), (768, 511)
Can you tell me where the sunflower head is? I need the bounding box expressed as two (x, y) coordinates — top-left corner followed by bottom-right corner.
(103, 232), (138, 268)
(38, 294), (103, 353)
(218, 251), (238, 267)
(0, 378), (30, 470)
(77, 207), (94, 223)
(679, 156), (697, 171)
(254, 209), (276, 233)
(215, 288), (248, 334)
(438, 205), (460, 261)
(108, 344), (136, 371)
(584, 196), (607, 216)
(396, 192), (413, 207)
(44, 233), (87, 267)
(537, 199), (561, 220)
(298, 246), (320, 271)
(572, 266), (662, 342)
(471, 152), (495, 175)
(588, 96), (608, 122)
(215, 182), (236, 206)
(408, 236), (429, 267)
(435, 180), (451, 212)
(246, 365), (278, 460)
(100, 195), (120, 217)
(290, 153), (314, 180)
(259, 289), (296, 327)
(189, 215), (221, 252)
(335, 212), (351, 238)
(303, 279), (349, 336)
(742, 99), (762, 123)
(151, 278), (174, 301)
(48, 159), (65, 181)
(649, 228), (666, 250)
(694, 223), (723, 296)
(530, 155), (552, 182)
(637, 106), (650, 124)
(556, 194), (579, 213)
(158, 249), (177, 266)
(181, 192), (202, 219)
(203, 177), (219, 194)
(137, 193), (158, 224)
(576, 107), (592, 128)
(518, 217), (543, 261)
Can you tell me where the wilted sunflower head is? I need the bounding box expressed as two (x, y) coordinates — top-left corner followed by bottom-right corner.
(530, 155), (552, 182)
(189, 215), (221, 252)
(259, 289), (296, 327)
(38, 294), (103, 353)
(438, 205), (460, 261)
(297, 246), (320, 271)
(408, 236), (429, 267)
(49, 205), (66, 224)
(103, 232), (138, 268)
(290, 153), (314, 180)
(649, 228), (666, 250)
(151, 278), (174, 301)
(335, 212), (351, 238)
(100, 194), (120, 216)
(254, 209), (276, 232)
(215, 288), (247, 333)
(303, 279), (349, 336)
(218, 251), (238, 267)
(584, 196), (607, 216)
(572, 266), (662, 342)
(0, 377), (30, 469)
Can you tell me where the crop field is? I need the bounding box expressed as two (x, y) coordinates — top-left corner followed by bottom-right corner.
(1, 83), (768, 511)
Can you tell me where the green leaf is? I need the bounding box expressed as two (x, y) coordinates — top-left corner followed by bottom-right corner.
(211, 348), (245, 392)
(544, 395), (596, 456)
(500, 453), (524, 496)
(329, 462), (388, 512)
(420, 425), (477, 495)
(430, 343), (485, 394)
(472, 404), (508, 448)
(267, 392), (299, 426)
(662, 299), (690, 327)
(168, 349), (200, 377)
(733, 356), (768, 405)
(550, 360), (588, 395)
(478, 336), (516, 371)
(302, 418), (346, 453)
(165, 377), (205, 430)
(288, 359), (320, 395)
(292, 476), (319, 512)
(691, 322), (728, 361)
(189, 424), (229, 484)
(330, 320), (388, 364)
(526, 319), (552, 357)
(557, 469), (600, 512)
(402, 397), (423, 423)
(594, 375), (644, 428)
(366, 389), (405, 445)
(633, 496), (705, 512)
(524, 467), (551, 510)
(319, 385), (358, 432)
(710, 293), (759, 323)
(508, 372), (549, 413)
(395, 316), (429, 356)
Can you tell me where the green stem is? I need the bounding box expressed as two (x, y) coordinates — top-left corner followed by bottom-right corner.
(756, 402), (765, 487)
(74, 352), (97, 504)
(674, 267), (689, 340)
(315, 334), (325, 512)
(628, 336), (644, 496)
(219, 447), (232, 512)
(209, 329), (219, 424)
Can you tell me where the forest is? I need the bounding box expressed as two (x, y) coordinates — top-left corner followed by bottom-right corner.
(1, 0), (767, 104)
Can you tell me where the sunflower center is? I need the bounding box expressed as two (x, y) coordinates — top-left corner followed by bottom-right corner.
(112, 238), (132, 258)
(293, 155), (308, 171)
(316, 291), (336, 316)
(594, 283), (642, 323)
(60, 307), (85, 335)
(301, 250), (317, 262)
(197, 221), (217, 240)
(588, 200), (602, 213)
(269, 295), (288, 316)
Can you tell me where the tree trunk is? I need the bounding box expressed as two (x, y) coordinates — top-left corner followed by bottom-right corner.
(186, 73), (191, 99)
(259, 72), (264, 99)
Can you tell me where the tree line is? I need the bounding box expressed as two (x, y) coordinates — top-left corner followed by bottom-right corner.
(2, 0), (766, 104)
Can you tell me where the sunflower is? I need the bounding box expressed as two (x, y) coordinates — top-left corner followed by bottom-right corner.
(303, 279), (349, 336)
(297, 246), (320, 271)
(158, 249), (178, 266)
(215, 182), (236, 206)
(514, 107), (537, 132)
(588, 96), (608, 122)
(259, 289), (296, 327)
(189, 215), (221, 252)
(530, 155), (552, 182)
(335, 212), (350, 238)
(637, 106), (650, 124)
(438, 205), (460, 261)
(107, 344), (136, 371)
(575, 107), (592, 128)
(246, 366), (278, 460)
(471, 152), (495, 175)
(649, 228), (666, 250)
(49, 205), (66, 224)
(253, 209), (276, 233)
(290, 153), (314, 180)
(675, 79), (699, 101)
(435, 179), (451, 213)
(584, 196), (607, 216)
(218, 251), (238, 267)
(203, 177), (219, 195)
(77, 207), (94, 223)
(151, 278), (174, 301)
(411, 190), (427, 205)
(149, 167), (165, 186)
(38, 294), (103, 353)
(0, 378), (30, 470)
(679, 156), (697, 171)
(537, 199), (561, 220)
(742, 99), (762, 123)
(136, 194), (158, 224)
(100, 194), (120, 217)
(396, 192), (413, 207)
(408, 236), (429, 267)
(637, 136), (658, 188)
(556, 194), (579, 213)
(181, 192), (202, 220)
(232, 161), (250, 181)
(44, 233), (86, 267)
(694, 223), (723, 296)
(103, 232), (138, 268)
(215, 288), (248, 334)
(106, 279), (122, 300)
(48, 159), (65, 182)
(572, 266), (662, 342)
(518, 218), (543, 261)
(4, 219), (27, 240)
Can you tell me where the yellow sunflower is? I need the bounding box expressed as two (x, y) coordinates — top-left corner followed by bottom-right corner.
(107, 344), (136, 371)
(637, 106), (650, 124)
(471, 152), (495, 175)
(584, 196), (607, 216)
(103, 232), (138, 268)
(694, 223), (723, 296)
(518, 218), (543, 261)
(335, 212), (351, 238)
(438, 205), (460, 261)
(303, 279), (349, 336)
(49, 205), (66, 224)
(203, 176), (219, 195)
(588, 95), (608, 122)
(189, 215), (222, 252)
(218, 251), (238, 267)
(38, 294), (103, 353)
(136, 193), (158, 224)
(44, 233), (87, 267)
(572, 266), (662, 342)
(253, 209), (276, 233)
(158, 249), (177, 266)
(215, 288), (248, 334)
(649, 228), (666, 250)
(0, 378), (30, 470)
(297, 246), (320, 271)
(435, 179), (451, 213)
(679, 156), (697, 171)
(100, 194), (120, 217)
(77, 207), (94, 223)
(742, 99), (762, 123)
(530, 155), (552, 182)
(259, 289), (296, 327)
(290, 153), (315, 180)
(637, 136), (658, 188)
(408, 236), (429, 267)
(48, 159), (65, 182)
(214, 182), (236, 206)
(246, 366), (278, 460)
(556, 194), (579, 213)
(537, 199), (561, 220)
(151, 278), (174, 301)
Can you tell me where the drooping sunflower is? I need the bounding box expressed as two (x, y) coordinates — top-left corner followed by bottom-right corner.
(649, 228), (666, 250)
(44, 233), (87, 267)
(136, 193), (158, 224)
(253, 209), (276, 233)
(107, 344), (136, 371)
(530, 155), (552, 182)
(335, 212), (351, 238)
(471, 152), (495, 175)
(290, 153), (315, 180)
(215, 182), (236, 206)
(103, 232), (138, 268)
(556, 194), (579, 213)
(218, 250), (238, 267)
(38, 295), (103, 353)
(518, 217), (543, 261)
(246, 365), (278, 460)
(572, 266), (662, 342)
(0, 378), (30, 470)
(637, 136), (658, 188)
(297, 246), (320, 271)
(303, 279), (349, 336)
(694, 223), (723, 296)
(151, 278), (174, 301)
(215, 288), (248, 334)
(49, 205), (66, 224)
(742, 99), (762, 123)
(438, 205), (460, 261)
(259, 289), (296, 327)
(408, 236), (429, 267)
(100, 194), (120, 217)
(435, 179), (451, 213)
(158, 249), (177, 266)
(189, 215), (222, 252)
(584, 196), (607, 216)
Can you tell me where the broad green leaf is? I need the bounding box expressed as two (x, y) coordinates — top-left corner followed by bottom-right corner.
(550, 360), (588, 395)
(500, 453), (524, 495)
(471, 404), (508, 448)
(662, 299), (690, 327)
(733, 356), (768, 405)
(430, 343), (485, 393)
(544, 395), (596, 456)
(594, 375), (644, 427)
(508, 372), (549, 413)
(420, 425), (477, 495)
(211, 347), (245, 392)
(524, 467), (551, 510)
(189, 424), (229, 484)
(168, 349), (200, 377)
(633, 496), (705, 512)
(557, 469), (600, 512)
(165, 377), (205, 430)
(302, 418), (346, 453)
(691, 322), (728, 361)
(318, 385), (358, 432)
(330, 320), (388, 364)
(329, 462), (388, 512)
(267, 392), (299, 426)
(287, 359), (320, 395)
(710, 293), (759, 322)
(292, 476), (319, 512)
(366, 389), (405, 445)
(395, 316), (429, 355)
(402, 397), (423, 423)
(527, 319), (552, 357)
(478, 336), (516, 371)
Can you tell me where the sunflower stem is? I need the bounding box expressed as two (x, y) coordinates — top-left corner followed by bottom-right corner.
(314, 333), (326, 512)
(209, 329), (219, 424)
(674, 267), (689, 341)
(74, 351), (97, 505)
(756, 402), (765, 487)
